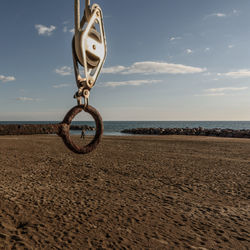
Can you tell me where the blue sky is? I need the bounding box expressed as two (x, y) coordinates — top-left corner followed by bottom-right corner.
(0, 0), (250, 121)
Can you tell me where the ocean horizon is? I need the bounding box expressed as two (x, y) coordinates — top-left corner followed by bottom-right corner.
(0, 121), (250, 136)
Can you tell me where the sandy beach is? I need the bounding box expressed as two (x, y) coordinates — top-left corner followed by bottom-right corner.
(0, 135), (249, 249)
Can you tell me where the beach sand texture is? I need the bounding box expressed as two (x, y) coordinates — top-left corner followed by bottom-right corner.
(0, 135), (249, 249)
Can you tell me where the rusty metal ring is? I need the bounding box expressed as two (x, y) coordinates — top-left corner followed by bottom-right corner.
(59, 105), (103, 154)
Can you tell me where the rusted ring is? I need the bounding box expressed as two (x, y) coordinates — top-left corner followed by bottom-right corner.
(59, 105), (103, 154)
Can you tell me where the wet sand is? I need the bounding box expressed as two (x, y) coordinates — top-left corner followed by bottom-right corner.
(0, 135), (249, 249)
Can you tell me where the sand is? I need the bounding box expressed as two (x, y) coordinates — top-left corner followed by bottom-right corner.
(0, 135), (249, 249)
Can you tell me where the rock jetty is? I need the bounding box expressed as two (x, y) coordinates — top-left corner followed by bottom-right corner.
(0, 124), (95, 136)
(0, 124), (59, 136)
(121, 127), (250, 139)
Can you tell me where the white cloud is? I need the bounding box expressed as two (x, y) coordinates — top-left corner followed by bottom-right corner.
(214, 13), (226, 17)
(55, 66), (72, 76)
(169, 36), (182, 41)
(16, 97), (39, 102)
(35, 24), (56, 36)
(196, 86), (248, 97)
(103, 61), (206, 75)
(126, 61), (206, 74)
(232, 9), (240, 16)
(53, 83), (71, 88)
(218, 69), (250, 78)
(63, 26), (74, 34)
(102, 66), (127, 74)
(186, 49), (193, 55)
(206, 87), (248, 93)
(0, 75), (16, 83)
(228, 44), (234, 49)
(203, 93), (225, 97)
(206, 13), (226, 19)
(104, 79), (162, 87)
(205, 9), (239, 19)
(208, 93), (225, 96)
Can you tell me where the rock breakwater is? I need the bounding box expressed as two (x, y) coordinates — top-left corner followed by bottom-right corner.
(121, 127), (250, 138)
(0, 124), (95, 136)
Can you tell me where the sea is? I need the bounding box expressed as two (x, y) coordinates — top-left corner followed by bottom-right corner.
(0, 121), (250, 136)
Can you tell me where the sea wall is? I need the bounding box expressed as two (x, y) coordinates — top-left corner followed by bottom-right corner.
(121, 127), (250, 138)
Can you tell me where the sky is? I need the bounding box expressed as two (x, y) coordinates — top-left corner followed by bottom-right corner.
(0, 0), (250, 121)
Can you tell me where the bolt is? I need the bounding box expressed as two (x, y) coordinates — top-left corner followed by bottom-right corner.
(88, 80), (93, 85)
(93, 44), (96, 50)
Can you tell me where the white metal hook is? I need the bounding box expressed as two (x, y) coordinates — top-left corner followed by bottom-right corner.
(73, 0), (107, 105)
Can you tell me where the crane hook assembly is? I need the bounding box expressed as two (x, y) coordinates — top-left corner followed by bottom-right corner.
(70, 0), (107, 154)
(73, 0), (107, 106)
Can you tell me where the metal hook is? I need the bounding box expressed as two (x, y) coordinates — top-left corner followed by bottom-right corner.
(73, 0), (107, 106)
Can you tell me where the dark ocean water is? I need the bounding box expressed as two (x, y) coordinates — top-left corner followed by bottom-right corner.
(0, 121), (250, 136)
